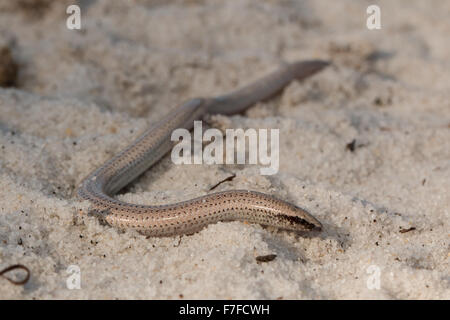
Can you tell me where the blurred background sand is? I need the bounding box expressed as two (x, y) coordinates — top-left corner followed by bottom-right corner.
(0, 0), (448, 299)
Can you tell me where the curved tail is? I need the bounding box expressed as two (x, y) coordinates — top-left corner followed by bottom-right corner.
(207, 60), (329, 115)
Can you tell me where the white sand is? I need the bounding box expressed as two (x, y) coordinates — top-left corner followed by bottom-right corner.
(0, 0), (448, 299)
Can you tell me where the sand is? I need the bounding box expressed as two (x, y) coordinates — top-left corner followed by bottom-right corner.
(0, 0), (448, 299)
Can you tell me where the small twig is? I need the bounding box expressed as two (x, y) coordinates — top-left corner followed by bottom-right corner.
(256, 254), (277, 263)
(399, 227), (416, 234)
(346, 139), (357, 152)
(209, 174), (236, 191)
(0, 264), (30, 285)
(346, 139), (367, 152)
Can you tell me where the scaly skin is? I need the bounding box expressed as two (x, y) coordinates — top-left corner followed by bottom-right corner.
(77, 60), (328, 237)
